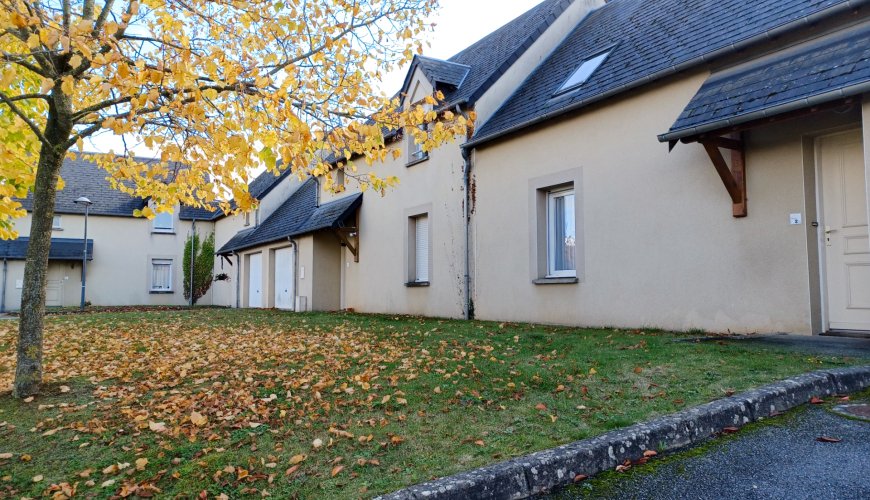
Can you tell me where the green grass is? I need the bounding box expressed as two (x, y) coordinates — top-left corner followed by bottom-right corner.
(0, 310), (864, 498)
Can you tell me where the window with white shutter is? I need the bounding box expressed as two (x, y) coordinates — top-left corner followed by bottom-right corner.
(414, 214), (429, 283)
(150, 259), (173, 291)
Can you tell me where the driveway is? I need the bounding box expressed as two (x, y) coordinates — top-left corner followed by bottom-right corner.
(558, 402), (870, 499)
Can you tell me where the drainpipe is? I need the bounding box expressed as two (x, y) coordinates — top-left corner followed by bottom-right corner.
(189, 218), (196, 308)
(1, 258), (7, 313)
(461, 145), (474, 320)
(234, 252), (241, 309)
(288, 237), (299, 311)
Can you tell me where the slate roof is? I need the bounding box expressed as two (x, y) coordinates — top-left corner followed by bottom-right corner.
(661, 24), (870, 141)
(440, 0), (575, 106)
(216, 179), (362, 255)
(178, 203), (223, 221)
(473, 0), (863, 145)
(248, 167), (294, 200)
(405, 56), (471, 91)
(0, 237), (93, 261)
(18, 154), (147, 217)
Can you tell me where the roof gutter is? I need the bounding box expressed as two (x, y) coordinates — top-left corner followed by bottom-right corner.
(658, 79), (870, 143)
(464, 0), (870, 149)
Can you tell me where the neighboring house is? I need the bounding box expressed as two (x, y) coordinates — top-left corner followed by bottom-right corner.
(3, 155), (216, 310)
(9, 0), (870, 338)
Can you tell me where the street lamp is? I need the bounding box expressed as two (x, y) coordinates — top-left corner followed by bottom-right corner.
(73, 196), (93, 311)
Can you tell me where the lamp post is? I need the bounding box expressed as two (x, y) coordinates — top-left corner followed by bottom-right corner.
(73, 196), (93, 311)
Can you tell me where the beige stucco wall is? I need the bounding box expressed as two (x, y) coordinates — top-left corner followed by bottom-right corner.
(470, 71), (862, 335)
(6, 210), (214, 310)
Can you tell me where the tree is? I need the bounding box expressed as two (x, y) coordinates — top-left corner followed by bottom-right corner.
(1, 0), (474, 397)
(183, 230), (214, 305)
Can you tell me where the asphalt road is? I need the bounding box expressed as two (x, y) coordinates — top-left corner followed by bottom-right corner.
(558, 403), (870, 500)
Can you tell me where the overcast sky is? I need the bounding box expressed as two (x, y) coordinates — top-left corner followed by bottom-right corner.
(87, 0), (543, 155)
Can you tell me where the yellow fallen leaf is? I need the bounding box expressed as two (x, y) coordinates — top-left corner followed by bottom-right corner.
(135, 457), (148, 470)
(32, 474), (43, 482)
(589, 368), (597, 375)
(289, 454), (306, 465)
(101, 479), (115, 488)
(331, 465), (344, 477)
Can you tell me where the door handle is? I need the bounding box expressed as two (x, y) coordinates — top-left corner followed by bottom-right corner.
(824, 226), (837, 234)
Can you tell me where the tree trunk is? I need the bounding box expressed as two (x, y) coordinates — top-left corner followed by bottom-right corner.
(13, 92), (73, 398)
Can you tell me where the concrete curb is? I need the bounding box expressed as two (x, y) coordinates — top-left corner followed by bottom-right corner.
(375, 366), (870, 500)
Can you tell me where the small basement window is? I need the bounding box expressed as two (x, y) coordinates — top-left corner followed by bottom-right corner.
(555, 50), (610, 95)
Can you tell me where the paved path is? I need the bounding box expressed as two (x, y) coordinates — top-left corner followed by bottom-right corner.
(558, 403), (870, 499)
(728, 334), (870, 358)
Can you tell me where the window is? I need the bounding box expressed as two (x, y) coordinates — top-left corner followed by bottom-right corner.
(150, 259), (173, 291)
(410, 214), (429, 283)
(52, 215), (62, 230)
(152, 211), (174, 233)
(547, 188), (576, 277)
(407, 123), (429, 164)
(244, 211), (251, 227)
(556, 51), (610, 95)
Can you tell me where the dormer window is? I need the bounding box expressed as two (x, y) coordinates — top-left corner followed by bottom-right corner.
(555, 50), (610, 95)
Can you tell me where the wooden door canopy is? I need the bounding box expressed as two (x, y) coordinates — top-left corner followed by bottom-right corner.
(699, 133), (746, 218)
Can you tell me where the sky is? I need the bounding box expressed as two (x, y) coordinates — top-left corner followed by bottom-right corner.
(87, 0), (544, 155)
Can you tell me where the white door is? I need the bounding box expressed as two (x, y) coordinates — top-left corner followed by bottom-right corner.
(45, 280), (63, 307)
(248, 253), (263, 308)
(274, 247), (295, 310)
(819, 130), (870, 331)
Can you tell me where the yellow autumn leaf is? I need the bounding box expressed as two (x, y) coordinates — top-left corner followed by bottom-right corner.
(190, 411), (207, 427)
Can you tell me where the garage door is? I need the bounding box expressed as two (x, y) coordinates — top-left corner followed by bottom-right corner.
(248, 253), (262, 308)
(274, 247), (295, 310)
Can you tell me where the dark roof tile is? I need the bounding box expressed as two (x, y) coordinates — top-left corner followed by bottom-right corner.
(475, 0), (857, 143)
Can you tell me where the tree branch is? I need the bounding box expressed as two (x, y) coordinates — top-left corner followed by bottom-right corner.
(0, 91), (48, 145)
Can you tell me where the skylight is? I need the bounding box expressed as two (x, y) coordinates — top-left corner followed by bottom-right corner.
(556, 51), (610, 94)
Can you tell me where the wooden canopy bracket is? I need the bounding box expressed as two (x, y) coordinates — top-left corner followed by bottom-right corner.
(700, 133), (747, 218)
(334, 227), (359, 262)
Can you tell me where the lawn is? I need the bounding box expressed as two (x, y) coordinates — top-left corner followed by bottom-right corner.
(0, 309), (863, 498)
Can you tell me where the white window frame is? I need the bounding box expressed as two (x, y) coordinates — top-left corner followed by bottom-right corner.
(408, 124), (429, 163)
(546, 187), (577, 278)
(556, 50), (611, 95)
(151, 209), (174, 233)
(411, 213), (430, 283)
(150, 258), (173, 292)
(52, 214), (62, 230)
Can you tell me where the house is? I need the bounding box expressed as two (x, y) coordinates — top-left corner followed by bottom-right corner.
(9, 0), (870, 338)
(459, 0), (870, 335)
(2, 155), (217, 310)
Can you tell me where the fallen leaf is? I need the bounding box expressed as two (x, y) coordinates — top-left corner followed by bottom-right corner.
(589, 368), (597, 375)
(643, 450), (658, 458)
(0, 453), (12, 459)
(555, 385), (565, 393)
(289, 454), (307, 465)
(810, 397), (824, 405)
(190, 411), (207, 427)
(633, 366), (643, 374)
(615, 464), (630, 472)
(32, 474), (43, 482)
(722, 427), (739, 434)
(135, 457), (148, 470)
(285, 465), (300, 476)
(148, 421), (167, 433)
(312, 438), (323, 449)
(24, 396), (34, 403)
(535, 403), (547, 411)
(817, 436), (842, 443)
(474, 440), (485, 446)
(101, 479), (115, 488)
(573, 474), (589, 483)
(331, 465), (344, 477)
(59, 385), (70, 393)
